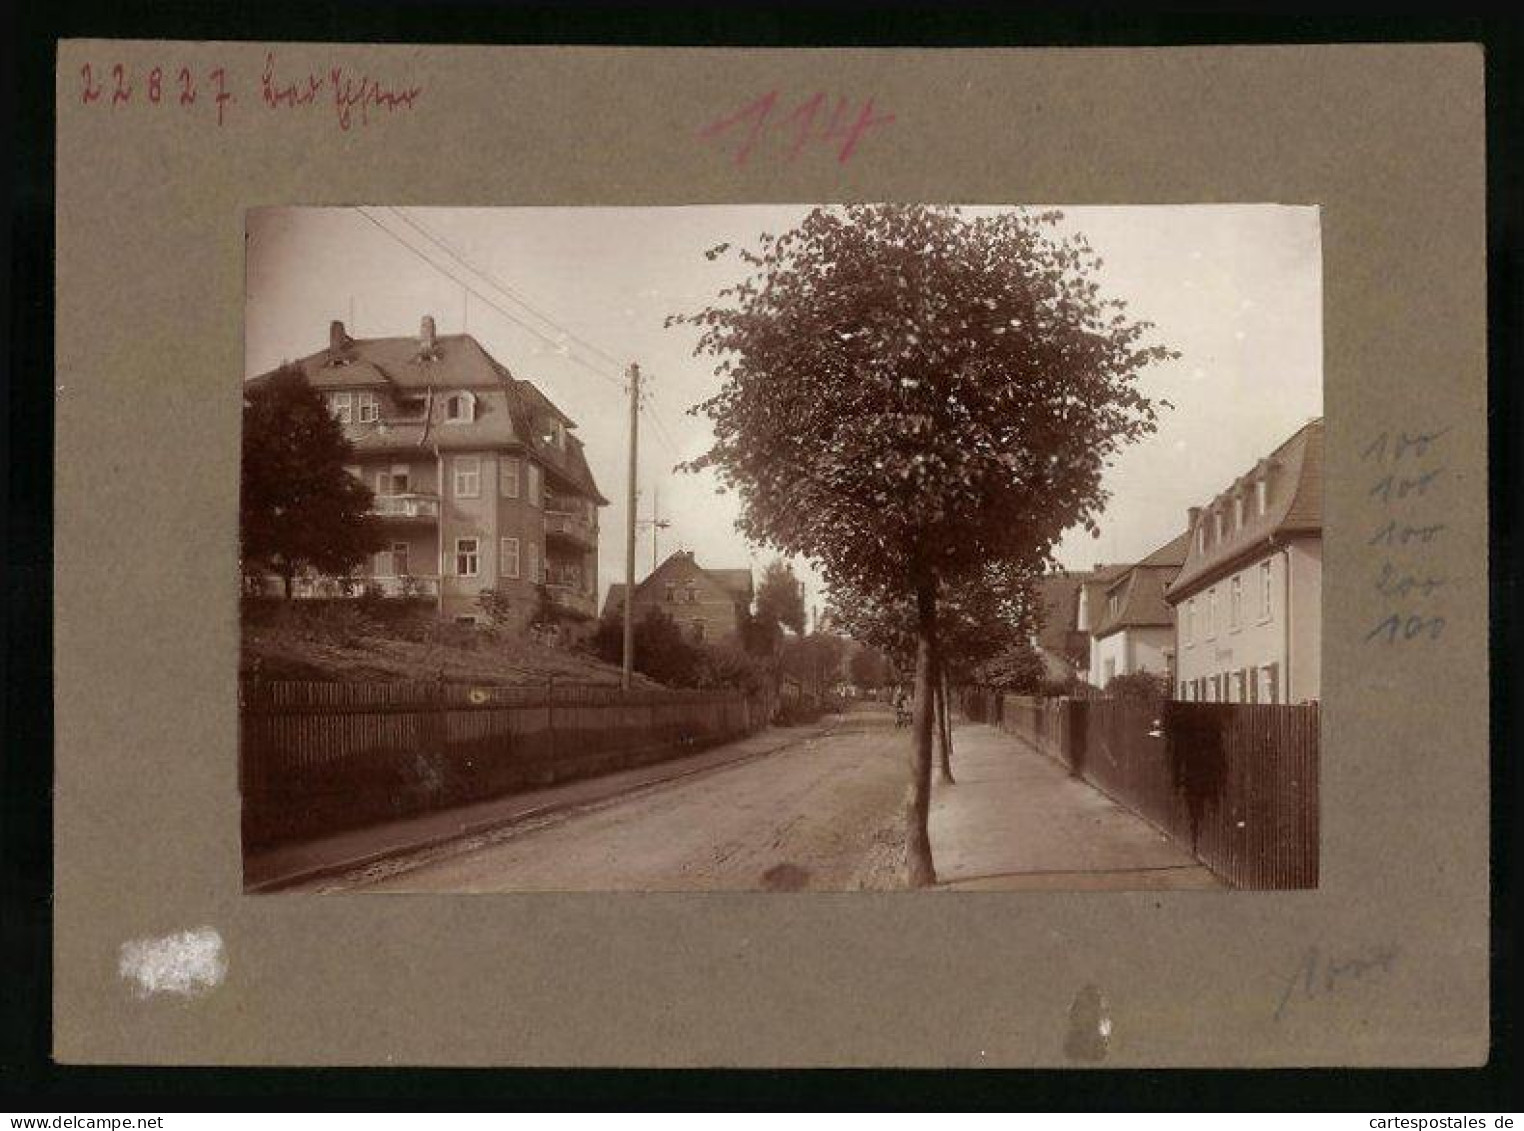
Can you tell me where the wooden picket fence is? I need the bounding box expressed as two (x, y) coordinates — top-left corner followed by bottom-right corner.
(963, 692), (1319, 889)
(240, 679), (773, 848)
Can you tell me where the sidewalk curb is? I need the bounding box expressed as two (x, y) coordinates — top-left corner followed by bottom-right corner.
(245, 718), (843, 893)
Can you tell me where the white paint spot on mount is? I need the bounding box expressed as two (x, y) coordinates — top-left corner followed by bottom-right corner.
(119, 927), (227, 999)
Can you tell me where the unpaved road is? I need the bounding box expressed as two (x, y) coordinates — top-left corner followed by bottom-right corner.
(314, 706), (910, 893)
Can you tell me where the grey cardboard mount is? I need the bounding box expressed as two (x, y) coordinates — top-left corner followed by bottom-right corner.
(54, 41), (1486, 1066)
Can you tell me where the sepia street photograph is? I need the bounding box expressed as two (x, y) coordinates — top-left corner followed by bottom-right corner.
(240, 203), (1323, 894)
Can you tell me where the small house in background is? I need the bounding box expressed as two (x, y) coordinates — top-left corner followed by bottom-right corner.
(601, 550), (755, 645)
(1166, 418), (1323, 704)
(244, 316), (607, 629)
(1032, 570), (1106, 684)
(1086, 531), (1190, 689)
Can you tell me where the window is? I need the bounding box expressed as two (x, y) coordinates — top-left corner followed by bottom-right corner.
(500, 457), (520, 499)
(455, 538), (479, 577)
(453, 456), (481, 498)
(500, 537), (520, 580)
(1214, 510), (1224, 543)
(376, 465), (410, 496)
(390, 541), (409, 577)
(526, 540), (539, 584)
(1234, 495), (1244, 530)
(1197, 525), (1207, 554)
(665, 584), (676, 603)
(1179, 681), (1188, 701)
(356, 391), (379, 424)
(1259, 560), (1273, 619)
(547, 419), (566, 449)
(1256, 479), (1268, 516)
(1206, 588), (1217, 637)
(691, 621), (706, 642)
(685, 584), (698, 604)
(527, 462), (542, 507)
(1185, 598), (1195, 644)
(1230, 576), (1243, 630)
(329, 392), (353, 424)
(1108, 594), (1119, 617)
(1261, 663), (1280, 705)
(444, 391), (474, 423)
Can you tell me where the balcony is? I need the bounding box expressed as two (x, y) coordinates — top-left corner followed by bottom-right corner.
(371, 493), (440, 520)
(543, 509), (597, 550)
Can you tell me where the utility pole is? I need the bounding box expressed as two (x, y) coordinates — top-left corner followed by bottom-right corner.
(639, 484), (671, 572)
(622, 362), (640, 691)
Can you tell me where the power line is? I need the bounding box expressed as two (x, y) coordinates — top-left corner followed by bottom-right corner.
(350, 207), (623, 390)
(354, 205), (692, 462)
(388, 207), (630, 375)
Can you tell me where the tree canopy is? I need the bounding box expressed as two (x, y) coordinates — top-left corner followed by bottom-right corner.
(241, 365), (382, 596)
(676, 204), (1174, 604)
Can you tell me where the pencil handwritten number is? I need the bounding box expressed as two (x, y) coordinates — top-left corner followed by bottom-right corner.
(1274, 944), (1399, 1020)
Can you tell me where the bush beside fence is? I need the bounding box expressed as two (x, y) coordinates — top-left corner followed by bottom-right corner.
(965, 692), (1318, 889)
(240, 679), (773, 848)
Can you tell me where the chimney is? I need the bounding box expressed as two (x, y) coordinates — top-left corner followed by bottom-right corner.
(420, 315), (437, 353)
(329, 320), (347, 352)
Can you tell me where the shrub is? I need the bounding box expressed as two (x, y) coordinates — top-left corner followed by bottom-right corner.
(1105, 670), (1170, 702)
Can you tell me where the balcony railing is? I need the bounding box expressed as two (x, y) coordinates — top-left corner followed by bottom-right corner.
(372, 493), (440, 519)
(543, 510), (597, 548)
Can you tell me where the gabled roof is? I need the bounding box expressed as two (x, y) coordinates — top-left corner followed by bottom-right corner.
(1166, 418), (1323, 602)
(600, 552), (753, 619)
(1092, 532), (1189, 638)
(248, 322), (608, 504)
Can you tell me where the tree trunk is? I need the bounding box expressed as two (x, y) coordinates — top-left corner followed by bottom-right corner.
(904, 579), (938, 888)
(281, 567), (295, 600)
(935, 665), (956, 785)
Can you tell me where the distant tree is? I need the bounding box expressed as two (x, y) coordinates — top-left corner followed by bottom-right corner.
(781, 631), (848, 700)
(755, 559), (807, 636)
(830, 560), (1041, 784)
(848, 643), (893, 690)
(676, 204), (1172, 885)
(1105, 670), (1170, 702)
(241, 365), (383, 598)
(590, 607), (700, 687)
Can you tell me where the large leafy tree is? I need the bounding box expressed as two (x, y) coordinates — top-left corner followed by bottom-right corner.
(755, 558), (807, 636)
(677, 204), (1172, 885)
(241, 365), (382, 598)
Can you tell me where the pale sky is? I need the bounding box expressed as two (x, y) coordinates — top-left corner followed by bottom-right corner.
(246, 204), (1322, 613)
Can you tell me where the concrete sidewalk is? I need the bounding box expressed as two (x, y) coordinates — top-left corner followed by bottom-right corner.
(245, 718), (842, 892)
(929, 722), (1222, 891)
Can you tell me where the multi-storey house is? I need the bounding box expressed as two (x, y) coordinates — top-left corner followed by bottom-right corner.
(1165, 418), (1323, 704)
(247, 316), (607, 629)
(601, 550), (754, 645)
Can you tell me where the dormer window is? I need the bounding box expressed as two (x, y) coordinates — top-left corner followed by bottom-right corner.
(1197, 525), (1207, 554)
(1233, 494), (1244, 530)
(356, 391), (379, 424)
(1214, 510), (1224, 543)
(329, 392), (353, 424)
(1108, 594), (1120, 617)
(1256, 478), (1268, 516)
(443, 391), (475, 423)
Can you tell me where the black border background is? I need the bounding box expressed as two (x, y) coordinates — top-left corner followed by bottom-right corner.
(3, 4), (1519, 1110)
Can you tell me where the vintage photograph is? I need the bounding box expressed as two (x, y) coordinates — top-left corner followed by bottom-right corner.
(240, 203), (1322, 894)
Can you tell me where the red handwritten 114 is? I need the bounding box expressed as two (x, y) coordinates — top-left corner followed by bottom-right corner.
(700, 91), (894, 166)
